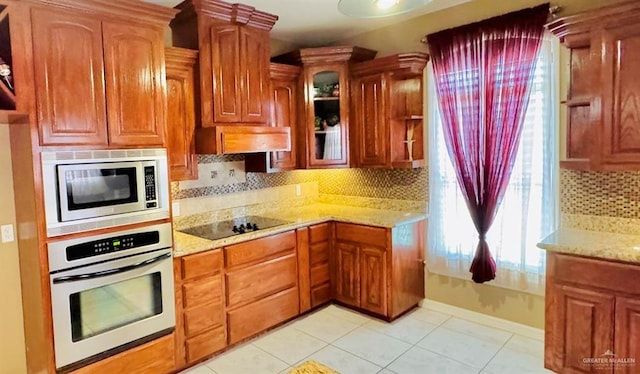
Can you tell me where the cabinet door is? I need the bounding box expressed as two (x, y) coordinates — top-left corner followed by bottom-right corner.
(305, 64), (350, 168)
(552, 284), (614, 373)
(210, 24), (241, 123)
(334, 241), (360, 307)
(269, 75), (298, 170)
(614, 297), (640, 374)
(166, 48), (198, 181)
(360, 246), (386, 315)
(353, 74), (388, 167)
(31, 8), (108, 146)
(103, 22), (166, 146)
(239, 26), (270, 124)
(600, 24), (640, 166)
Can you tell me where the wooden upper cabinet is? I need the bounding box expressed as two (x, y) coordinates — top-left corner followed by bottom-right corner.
(209, 24), (241, 123)
(352, 73), (387, 167)
(31, 8), (108, 146)
(548, 0), (640, 170)
(351, 53), (428, 169)
(273, 46), (377, 169)
(166, 47), (198, 181)
(172, 0), (276, 127)
(245, 63), (301, 173)
(103, 22), (166, 146)
(29, 1), (176, 148)
(239, 26), (270, 123)
(600, 24), (640, 167)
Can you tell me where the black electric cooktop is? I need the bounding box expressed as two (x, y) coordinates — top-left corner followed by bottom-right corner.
(179, 215), (293, 241)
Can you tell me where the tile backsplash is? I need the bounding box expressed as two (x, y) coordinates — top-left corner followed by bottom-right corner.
(171, 155), (427, 202)
(560, 169), (640, 218)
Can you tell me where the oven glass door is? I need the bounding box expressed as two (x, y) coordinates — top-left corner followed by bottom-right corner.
(69, 272), (163, 342)
(57, 162), (145, 222)
(50, 249), (175, 369)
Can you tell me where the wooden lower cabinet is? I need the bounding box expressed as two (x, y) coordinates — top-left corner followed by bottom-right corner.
(546, 252), (640, 373)
(71, 334), (175, 374)
(173, 221), (426, 372)
(225, 231), (300, 344)
(333, 220), (424, 319)
(174, 249), (226, 367)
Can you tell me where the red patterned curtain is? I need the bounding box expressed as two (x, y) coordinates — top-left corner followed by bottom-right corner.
(426, 4), (549, 283)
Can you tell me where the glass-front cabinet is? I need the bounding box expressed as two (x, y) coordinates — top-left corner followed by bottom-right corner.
(273, 46), (377, 169)
(307, 66), (348, 167)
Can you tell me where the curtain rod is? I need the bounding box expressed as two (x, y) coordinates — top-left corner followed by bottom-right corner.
(420, 4), (562, 44)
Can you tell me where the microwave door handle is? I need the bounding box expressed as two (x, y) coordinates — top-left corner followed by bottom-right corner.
(52, 252), (171, 284)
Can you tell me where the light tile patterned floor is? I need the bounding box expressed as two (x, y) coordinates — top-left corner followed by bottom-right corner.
(180, 304), (552, 374)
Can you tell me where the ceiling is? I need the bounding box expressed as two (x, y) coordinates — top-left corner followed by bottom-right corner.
(144, 0), (472, 46)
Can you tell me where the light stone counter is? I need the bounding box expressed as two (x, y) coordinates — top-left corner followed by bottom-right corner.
(537, 228), (640, 264)
(173, 203), (427, 257)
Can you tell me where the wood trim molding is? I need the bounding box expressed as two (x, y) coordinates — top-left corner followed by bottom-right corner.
(21, 0), (178, 25)
(269, 62), (301, 81)
(177, 0), (278, 31)
(351, 53), (429, 78)
(165, 46), (199, 69)
(273, 46), (378, 66)
(546, 0), (640, 40)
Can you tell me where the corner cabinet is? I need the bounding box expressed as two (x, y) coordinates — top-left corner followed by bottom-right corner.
(545, 252), (640, 373)
(333, 220), (425, 319)
(273, 46), (377, 168)
(548, 0), (640, 170)
(166, 47), (199, 181)
(351, 53), (428, 168)
(29, 2), (174, 147)
(245, 63), (301, 172)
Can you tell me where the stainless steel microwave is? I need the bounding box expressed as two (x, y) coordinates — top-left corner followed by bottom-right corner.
(41, 149), (170, 237)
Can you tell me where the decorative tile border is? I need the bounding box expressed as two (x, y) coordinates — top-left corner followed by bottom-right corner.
(171, 154), (427, 202)
(560, 169), (640, 218)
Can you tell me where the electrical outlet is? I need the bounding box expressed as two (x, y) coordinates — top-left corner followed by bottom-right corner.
(172, 202), (181, 217)
(295, 184), (302, 196)
(1, 224), (15, 243)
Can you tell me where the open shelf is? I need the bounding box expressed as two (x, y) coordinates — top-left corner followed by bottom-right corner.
(313, 96), (339, 101)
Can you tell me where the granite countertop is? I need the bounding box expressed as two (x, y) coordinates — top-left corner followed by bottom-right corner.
(537, 228), (640, 264)
(173, 203), (427, 257)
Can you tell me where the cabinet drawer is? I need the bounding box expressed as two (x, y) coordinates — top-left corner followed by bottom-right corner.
(310, 241), (329, 265)
(311, 283), (331, 307)
(310, 263), (329, 287)
(183, 274), (222, 309)
(335, 223), (387, 248)
(553, 254), (640, 296)
(227, 287), (299, 344)
(226, 254), (297, 307)
(225, 230), (296, 268)
(185, 325), (226, 363)
(184, 301), (225, 337)
(181, 249), (223, 280)
(309, 223), (330, 243)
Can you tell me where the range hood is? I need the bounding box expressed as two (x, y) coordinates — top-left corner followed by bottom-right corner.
(195, 125), (291, 154)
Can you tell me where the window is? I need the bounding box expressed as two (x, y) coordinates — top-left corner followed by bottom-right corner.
(427, 37), (558, 295)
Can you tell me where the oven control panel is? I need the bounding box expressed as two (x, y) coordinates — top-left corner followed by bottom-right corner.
(66, 231), (160, 261)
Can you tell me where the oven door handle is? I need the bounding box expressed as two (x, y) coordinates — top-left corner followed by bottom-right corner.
(52, 252), (171, 284)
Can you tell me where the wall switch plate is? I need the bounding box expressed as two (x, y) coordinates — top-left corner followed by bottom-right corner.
(295, 184), (301, 196)
(172, 202), (181, 217)
(1, 224), (15, 243)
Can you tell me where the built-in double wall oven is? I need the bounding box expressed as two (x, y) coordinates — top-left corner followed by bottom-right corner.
(41, 149), (175, 371)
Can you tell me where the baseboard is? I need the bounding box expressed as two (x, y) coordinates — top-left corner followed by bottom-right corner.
(420, 299), (544, 341)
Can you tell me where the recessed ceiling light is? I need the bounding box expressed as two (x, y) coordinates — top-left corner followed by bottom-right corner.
(338, 0), (432, 18)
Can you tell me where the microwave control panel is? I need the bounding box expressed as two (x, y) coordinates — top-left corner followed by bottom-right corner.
(144, 166), (157, 208)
